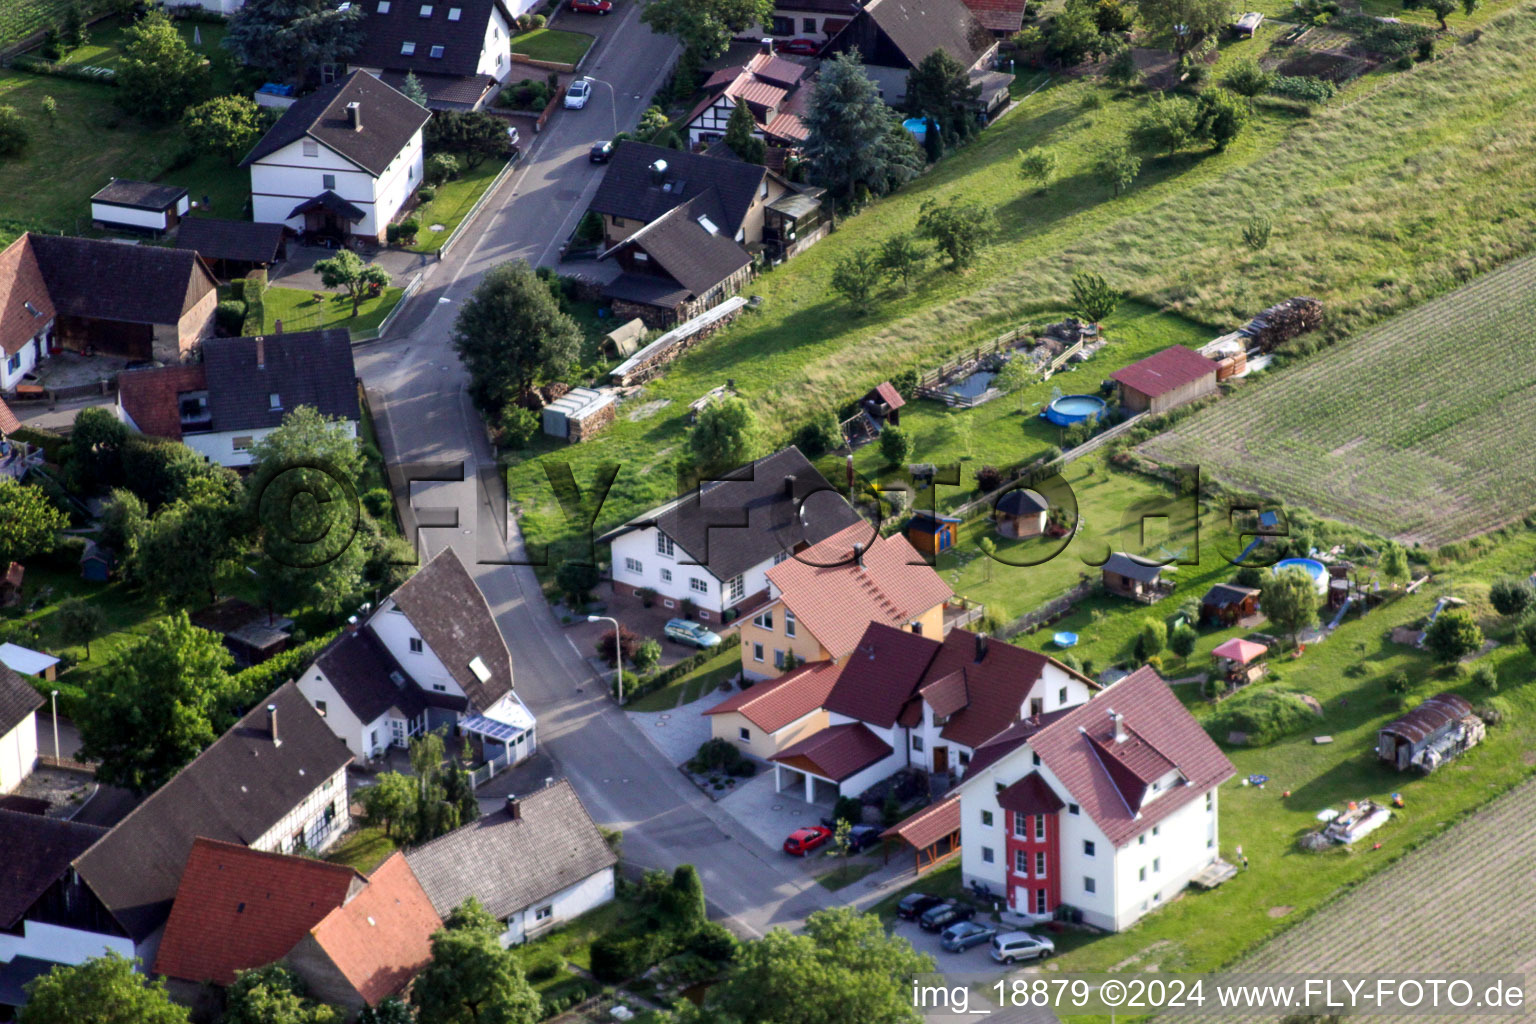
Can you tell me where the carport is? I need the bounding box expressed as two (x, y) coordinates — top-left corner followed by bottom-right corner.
(883, 794), (961, 874)
(770, 723), (893, 805)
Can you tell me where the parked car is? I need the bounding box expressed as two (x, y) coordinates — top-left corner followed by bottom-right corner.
(845, 824), (882, 852)
(920, 900), (976, 932)
(564, 79), (592, 109)
(783, 825), (831, 856)
(774, 37), (820, 55)
(896, 893), (945, 920)
(590, 139), (614, 163)
(940, 920), (998, 952)
(569, 0), (612, 12)
(664, 619), (722, 649)
(990, 931), (1055, 964)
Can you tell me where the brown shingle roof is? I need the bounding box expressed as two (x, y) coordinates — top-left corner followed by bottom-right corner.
(116, 364), (207, 442)
(1109, 345), (1219, 399)
(767, 524), (953, 662)
(616, 197), (753, 298)
(243, 71), (431, 177)
(0, 810), (106, 929)
(996, 771), (1065, 817)
(0, 661), (43, 738)
(589, 141), (771, 235)
(0, 235), (55, 357)
(770, 722), (893, 781)
(153, 838), (362, 985)
(881, 792), (959, 847)
(383, 547), (511, 712)
(313, 628), (427, 725)
(0, 397), (19, 435)
(848, 0), (994, 69)
(923, 630), (1063, 749)
(703, 660), (839, 733)
(306, 852), (441, 1006)
(175, 218), (287, 266)
(959, 0), (1026, 33)
(28, 234), (216, 325)
(822, 622), (938, 726)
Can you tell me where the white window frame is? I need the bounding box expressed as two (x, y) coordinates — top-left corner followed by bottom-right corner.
(1014, 849), (1027, 875)
(534, 905), (552, 921)
(1034, 888), (1047, 914)
(624, 557), (643, 575)
(980, 809), (993, 827)
(1013, 814), (1027, 838)
(657, 533), (675, 557)
(1034, 815), (1045, 841)
(752, 609), (774, 631)
(738, 726), (750, 742)
(409, 637), (424, 654)
(660, 568), (673, 583)
(401, 40), (416, 54)
(752, 643), (764, 662)
(727, 574), (745, 602)
(302, 139), (319, 157)
(980, 846), (994, 864)
(785, 610), (796, 638)
(1035, 850), (1046, 876)
(690, 577), (709, 594)
(1084, 876), (1096, 894)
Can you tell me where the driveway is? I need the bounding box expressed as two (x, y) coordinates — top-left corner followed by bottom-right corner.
(626, 691), (713, 767)
(717, 770), (830, 854)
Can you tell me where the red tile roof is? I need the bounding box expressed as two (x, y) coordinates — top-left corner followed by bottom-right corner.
(923, 630), (1097, 750)
(153, 839), (362, 985)
(882, 793), (959, 848)
(823, 622), (939, 727)
(872, 381), (906, 410)
(703, 660), (840, 733)
(771, 722), (892, 781)
(0, 397), (19, 436)
(1024, 667), (1234, 846)
(1109, 345), (1219, 399)
(996, 771), (1065, 817)
(307, 852), (441, 1006)
(767, 523), (953, 661)
(0, 236), (55, 358)
(959, 0), (1026, 32)
(117, 364), (207, 442)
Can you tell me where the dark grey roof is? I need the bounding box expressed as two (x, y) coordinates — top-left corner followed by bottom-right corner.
(600, 273), (692, 310)
(0, 662), (42, 738)
(202, 330), (359, 433)
(377, 68), (496, 107)
(91, 179), (187, 211)
(589, 142), (769, 235)
(242, 71), (431, 177)
(0, 956), (55, 1008)
(27, 235), (217, 326)
(353, 0), (511, 79)
(405, 780), (615, 920)
(995, 488), (1047, 516)
(384, 547), (511, 712)
(176, 218), (286, 265)
(1102, 552), (1166, 584)
(616, 197), (753, 298)
(597, 446), (863, 582)
(777, 0), (857, 10)
(868, 0), (993, 68)
(288, 191), (368, 221)
(313, 629), (427, 724)
(1203, 582), (1259, 607)
(73, 682), (354, 941)
(0, 810), (107, 929)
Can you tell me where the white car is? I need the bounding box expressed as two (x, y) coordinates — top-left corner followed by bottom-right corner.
(564, 79), (591, 109)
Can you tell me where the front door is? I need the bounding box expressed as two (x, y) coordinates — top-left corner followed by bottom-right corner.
(390, 718), (406, 747)
(932, 746), (949, 774)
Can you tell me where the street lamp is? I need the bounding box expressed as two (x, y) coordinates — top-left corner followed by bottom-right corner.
(50, 690), (59, 761)
(583, 76), (619, 137)
(588, 615), (622, 704)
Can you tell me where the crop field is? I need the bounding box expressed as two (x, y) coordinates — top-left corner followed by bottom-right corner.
(0, 0), (97, 48)
(1139, 253), (1536, 547)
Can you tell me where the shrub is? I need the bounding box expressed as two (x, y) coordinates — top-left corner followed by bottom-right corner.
(1269, 75), (1336, 104)
(1208, 688), (1317, 746)
(426, 152), (460, 184)
(1489, 577), (1535, 617)
(1470, 663), (1498, 692)
(686, 921), (738, 963)
(0, 106), (30, 158)
(832, 795), (863, 825)
(1385, 670), (1410, 694)
(975, 465), (1003, 494)
(555, 558), (599, 605)
(362, 487), (393, 519)
(880, 425), (913, 466)
(791, 415), (842, 458)
(214, 299), (247, 334)
(632, 638), (662, 673)
(595, 625), (642, 665)
(691, 737), (750, 776)
(591, 932), (664, 982)
(522, 945), (565, 983)
(1169, 623), (1198, 658)
(417, 184), (437, 203)
(1476, 698), (1511, 727)
(395, 218), (419, 243)
(1423, 607), (1483, 663)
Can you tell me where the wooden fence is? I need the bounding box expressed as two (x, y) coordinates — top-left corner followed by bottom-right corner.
(998, 579), (1097, 640)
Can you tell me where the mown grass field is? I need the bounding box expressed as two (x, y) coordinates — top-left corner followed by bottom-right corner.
(1142, 252), (1536, 547)
(509, 27), (594, 65)
(408, 154), (506, 253)
(262, 285), (405, 335)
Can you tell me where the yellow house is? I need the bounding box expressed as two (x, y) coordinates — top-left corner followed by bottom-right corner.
(741, 523), (953, 681)
(701, 660), (840, 760)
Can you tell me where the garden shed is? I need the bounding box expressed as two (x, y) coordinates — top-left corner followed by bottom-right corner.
(1378, 693), (1484, 772)
(90, 179), (190, 235)
(994, 488), (1048, 538)
(1201, 582), (1260, 626)
(1109, 345), (1219, 414)
(79, 541), (113, 583)
(860, 381), (905, 427)
(1101, 552), (1173, 603)
(907, 510), (961, 555)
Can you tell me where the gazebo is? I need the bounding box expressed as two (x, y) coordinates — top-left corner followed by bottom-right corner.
(994, 489), (1048, 538)
(1213, 637), (1269, 684)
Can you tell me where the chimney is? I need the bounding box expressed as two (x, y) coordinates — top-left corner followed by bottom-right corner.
(852, 541), (864, 569)
(345, 615), (360, 633)
(783, 474), (796, 499)
(760, 37), (773, 54)
(544, 777), (554, 789)
(267, 704), (281, 747)
(505, 795), (521, 820)
(649, 159), (668, 184)
(273, 319), (283, 335)
(1109, 709), (1126, 744)
(255, 336), (265, 369)
(974, 631), (988, 663)
(345, 100), (362, 131)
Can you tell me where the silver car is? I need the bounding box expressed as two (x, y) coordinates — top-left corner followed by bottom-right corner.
(990, 931), (1055, 964)
(940, 920), (998, 952)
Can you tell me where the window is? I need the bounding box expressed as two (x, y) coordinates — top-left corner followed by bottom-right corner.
(432, 683), (446, 692)
(753, 643), (764, 662)
(728, 574), (745, 602)
(1030, 697), (1043, 717)
(1035, 850), (1046, 876)
(315, 700), (327, 717)
(429, 44), (444, 58)
(419, 3), (432, 14)
(656, 533), (674, 556)
(981, 847), (994, 864)
(981, 810), (993, 827)
(785, 610), (796, 638)
(1084, 876), (1096, 894)
(760, 180), (769, 200)
(690, 577), (709, 594)
(1015, 850), (1028, 874)
(1035, 888), (1048, 914)
(401, 40), (416, 54)
(959, 751), (970, 767)
(1068, 803), (1080, 815)
(752, 609), (774, 631)
(773, 649), (786, 669)
(802, 16), (815, 31)
(911, 735), (924, 752)
(1206, 791), (1214, 811)
(1032, 752), (1041, 767)
(448, 5), (461, 17)
(1083, 840), (1095, 857)
(1152, 825), (1160, 836)
(303, 139), (319, 157)
(910, 621), (922, 636)
(1139, 866), (1146, 882)
(232, 436), (254, 451)
(660, 568), (673, 583)
(377, 0), (390, 9)
(739, 727), (751, 742)
(409, 637), (424, 654)
(770, 15), (793, 33)
(1153, 857), (1161, 873)
(1013, 814), (1027, 838)
(534, 905), (552, 921)
(1058, 686), (1068, 704)
(624, 557), (643, 574)
(322, 174), (336, 190)
(1035, 815), (1045, 841)
(773, 550), (790, 564)
(1138, 834), (1146, 846)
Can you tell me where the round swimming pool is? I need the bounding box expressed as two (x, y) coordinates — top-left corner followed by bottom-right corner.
(1042, 394), (1107, 427)
(1273, 557), (1329, 594)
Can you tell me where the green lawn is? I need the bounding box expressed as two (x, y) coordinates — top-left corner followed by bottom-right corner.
(510, 27), (594, 65)
(173, 154), (252, 222)
(324, 826), (398, 874)
(815, 861), (881, 892)
(262, 285), (405, 336)
(509, 898), (634, 973)
(409, 155), (506, 253)
(628, 657), (737, 712)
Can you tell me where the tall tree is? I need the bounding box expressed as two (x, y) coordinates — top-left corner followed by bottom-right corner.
(360, 771), (420, 843)
(721, 100), (765, 164)
(1260, 566), (1319, 645)
(226, 0), (365, 87)
(1135, 94), (1202, 156)
(0, 479), (66, 569)
(804, 51), (923, 202)
(67, 406), (128, 494)
(55, 597), (107, 660)
(314, 249), (391, 318)
(904, 50), (980, 144)
(1134, 0), (1235, 50)
(640, 0), (774, 59)
(182, 94), (269, 165)
(75, 612), (234, 795)
(1378, 542), (1410, 586)
(690, 397), (761, 475)
(19, 952), (189, 1024)
(453, 260), (582, 417)
(411, 898), (542, 1024)
(116, 11), (209, 124)
(133, 474), (246, 608)
(877, 232), (926, 292)
(916, 196), (995, 270)
(401, 71), (429, 108)
(225, 965), (341, 1024)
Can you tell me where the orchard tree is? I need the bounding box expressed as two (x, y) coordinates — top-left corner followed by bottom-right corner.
(226, 0), (365, 87)
(1423, 0), (1456, 27)
(55, 598), (107, 660)
(225, 965), (340, 1024)
(314, 249), (391, 318)
(722, 100), (765, 163)
(877, 232), (927, 292)
(804, 51), (924, 202)
(690, 397), (761, 474)
(19, 952), (188, 1024)
(1136, 94), (1202, 156)
(916, 196), (994, 270)
(1105, 46), (1141, 89)
(116, 12), (209, 123)
(1379, 542), (1410, 586)
(0, 478), (66, 569)
(1135, 0), (1235, 50)
(641, 0), (774, 59)
(1196, 86), (1249, 150)
(905, 50), (980, 144)
(830, 248), (879, 314)
(411, 898), (541, 1024)
(1221, 58), (1275, 102)
(360, 772), (420, 843)
(1424, 607), (1483, 664)
(1094, 143), (1140, 195)
(453, 259), (582, 415)
(76, 612), (234, 794)
(1018, 146), (1059, 191)
(1261, 566), (1319, 645)
(182, 95), (269, 164)
(0, 106), (28, 157)
(133, 474), (246, 608)
(1069, 271), (1120, 326)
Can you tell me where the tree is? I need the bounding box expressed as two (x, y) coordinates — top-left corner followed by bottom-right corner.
(98, 488), (148, 565)
(56, 597), (107, 660)
(19, 952), (189, 1024)
(182, 95), (268, 165)
(1044, 0), (1106, 67)
(401, 71), (429, 107)
(76, 612), (233, 794)
(358, 998), (415, 1024)
(0, 106), (29, 158)
(977, 536), (996, 582)
(905, 50), (980, 144)
(1261, 566), (1319, 645)
(1424, 607), (1483, 664)
(1460, 0), (1478, 15)
(226, 0), (365, 87)
(423, 111), (509, 168)
(314, 249), (391, 318)
(116, 11), (209, 124)
(1423, 0), (1455, 27)
(1169, 622), (1198, 658)
(1094, 142), (1141, 196)
(721, 99), (765, 164)
(1137, 617), (1167, 659)
(880, 425), (913, 466)
(1490, 577), (1535, 618)
(360, 771), (419, 843)
(62, 3), (89, 50)
(1196, 86), (1249, 151)
(1069, 271), (1120, 325)
(916, 196), (994, 270)
(1241, 213), (1272, 250)
(664, 864), (708, 933)
(0, 479), (66, 569)
(1134, 0), (1234, 50)
(641, 0), (774, 59)
(411, 898), (542, 1024)
(68, 406), (128, 495)
(1105, 46), (1141, 88)
(1094, 0), (1136, 32)
(804, 51), (924, 202)
(225, 965), (341, 1024)
(1222, 57), (1275, 101)
(1136, 94), (1202, 156)
(1018, 146), (1059, 191)
(41, 94), (57, 126)
(453, 260), (582, 416)
(690, 397), (760, 474)
(830, 248), (879, 314)
(555, 558), (599, 607)
(876, 233), (926, 293)
(1379, 542), (1410, 586)
(120, 435), (219, 510)
(632, 638), (662, 674)
(134, 475), (245, 608)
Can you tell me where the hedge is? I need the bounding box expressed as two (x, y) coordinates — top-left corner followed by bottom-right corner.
(238, 277), (265, 337)
(8, 425), (67, 463)
(618, 643), (734, 704)
(228, 629), (340, 710)
(8, 55), (117, 84)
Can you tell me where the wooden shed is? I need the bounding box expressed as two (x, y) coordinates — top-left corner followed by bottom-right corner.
(1109, 346), (1219, 415)
(1101, 552), (1172, 603)
(907, 510), (961, 555)
(1378, 693), (1484, 772)
(79, 541), (113, 583)
(994, 488), (1048, 538)
(1201, 582), (1260, 626)
(860, 381), (905, 427)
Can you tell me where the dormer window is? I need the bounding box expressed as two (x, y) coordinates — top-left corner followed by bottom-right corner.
(447, 5), (461, 17)
(377, 0), (390, 10)
(419, 3), (432, 15)
(23, 301), (40, 317)
(401, 40), (416, 54)
(429, 44), (444, 58)
(269, 393), (282, 410)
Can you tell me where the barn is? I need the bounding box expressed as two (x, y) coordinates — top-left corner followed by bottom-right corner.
(1109, 345), (1219, 415)
(1378, 693), (1484, 772)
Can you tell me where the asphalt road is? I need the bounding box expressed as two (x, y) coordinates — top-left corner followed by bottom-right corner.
(354, 13), (837, 938)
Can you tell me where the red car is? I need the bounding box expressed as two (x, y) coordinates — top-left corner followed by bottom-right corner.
(783, 826), (831, 856)
(569, 0), (612, 13)
(774, 38), (820, 56)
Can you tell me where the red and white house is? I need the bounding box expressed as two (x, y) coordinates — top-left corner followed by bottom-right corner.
(950, 666), (1234, 932)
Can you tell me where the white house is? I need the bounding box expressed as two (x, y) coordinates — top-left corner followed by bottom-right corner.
(0, 234), (56, 392)
(950, 666), (1234, 932)
(349, 0), (519, 110)
(596, 446), (861, 624)
(737, 0), (859, 44)
(298, 546), (536, 765)
(242, 71), (429, 242)
(89, 180), (190, 235)
(406, 780), (617, 947)
(0, 663), (42, 794)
